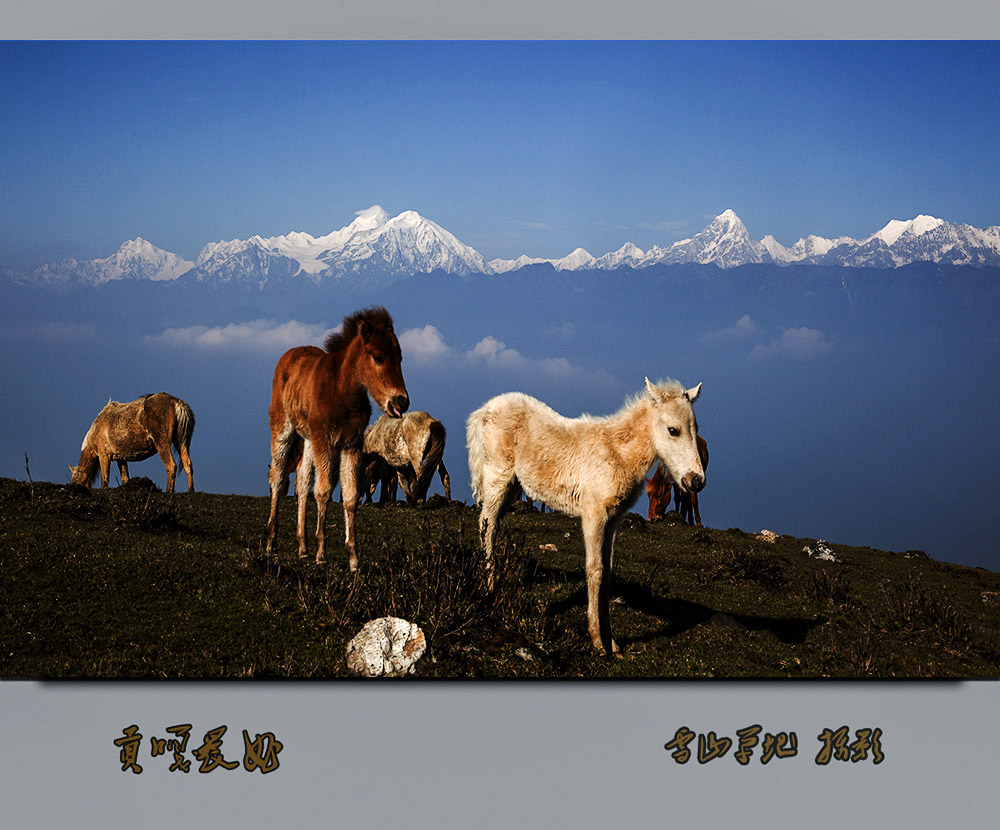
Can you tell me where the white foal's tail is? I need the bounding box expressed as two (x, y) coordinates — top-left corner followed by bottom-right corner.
(465, 405), (487, 505)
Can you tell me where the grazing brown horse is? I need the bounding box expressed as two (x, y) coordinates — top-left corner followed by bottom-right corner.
(69, 393), (195, 493)
(645, 462), (672, 521)
(647, 434), (709, 526)
(675, 434), (709, 527)
(362, 410), (450, 505)
(265, 306), (409, 568)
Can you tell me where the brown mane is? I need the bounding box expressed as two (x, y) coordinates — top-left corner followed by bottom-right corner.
(324, 306), (395, 354)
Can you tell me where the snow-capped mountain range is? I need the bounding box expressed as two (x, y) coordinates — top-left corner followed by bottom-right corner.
(6, 206), (1000, 288)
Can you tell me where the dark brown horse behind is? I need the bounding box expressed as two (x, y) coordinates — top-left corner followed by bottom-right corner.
(265, 306), (408, 568)
(645, 462), (672, 522)
(646, 434), (710, 526)
(70, 392), (195, 493)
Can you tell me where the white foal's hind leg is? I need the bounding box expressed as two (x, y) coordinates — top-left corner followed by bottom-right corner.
(477, 473), (519, 591)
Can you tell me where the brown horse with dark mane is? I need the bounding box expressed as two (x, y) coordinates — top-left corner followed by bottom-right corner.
(265, 306), (409, 568)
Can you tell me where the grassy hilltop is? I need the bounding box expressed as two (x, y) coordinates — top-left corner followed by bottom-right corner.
(2, 476), (999, 679)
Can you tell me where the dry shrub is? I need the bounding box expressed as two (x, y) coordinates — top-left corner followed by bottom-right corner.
(709, 549), (786, 589)
(105, 477), (179, 532)
(876, 571), (971, 645)
(808, 568), (853, 607)
(323, 517), (535, 643)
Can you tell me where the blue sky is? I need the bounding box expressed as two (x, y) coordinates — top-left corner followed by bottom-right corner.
(2, 41), (999, 268)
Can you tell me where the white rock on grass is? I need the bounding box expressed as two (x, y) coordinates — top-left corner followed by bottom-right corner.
(803, 540), (840, 562)
(346, 617), (428, 677)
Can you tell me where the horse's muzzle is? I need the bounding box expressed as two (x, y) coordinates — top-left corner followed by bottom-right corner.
(386, 393), (410, 418)
(682, 472), (705, 493)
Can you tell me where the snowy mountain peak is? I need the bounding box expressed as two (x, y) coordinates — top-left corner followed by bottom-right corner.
(910, 214), (945, 236)
(870, 215), (945, 247)
(643, 209), (764, 268)
(559, 248), (596, 270)
(390, 209), (424, 229)
(117, 237), (155, 255)
(350, 205), (391, 232)
(184, 206), (492, 287)
(488, 246), (595, 274)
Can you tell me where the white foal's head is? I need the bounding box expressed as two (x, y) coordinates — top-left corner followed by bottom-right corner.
(645, 377), (705, 494)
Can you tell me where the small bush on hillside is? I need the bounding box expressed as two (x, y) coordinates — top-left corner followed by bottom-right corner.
(106, 477), (179, 532)
(322, 517), (536, 645)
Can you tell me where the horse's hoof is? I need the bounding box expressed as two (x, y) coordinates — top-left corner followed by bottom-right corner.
(315, 556), (326, 565)
(594, 640), (623, 658)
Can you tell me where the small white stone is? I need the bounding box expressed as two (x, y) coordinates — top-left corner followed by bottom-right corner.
(803, 540), (839, 562)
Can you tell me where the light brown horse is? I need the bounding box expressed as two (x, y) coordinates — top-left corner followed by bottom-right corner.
(69, 393), (195, 492)
(362, 410), (450, 505)
(265, 306), (409, 568)
(468, 378), (705, 656)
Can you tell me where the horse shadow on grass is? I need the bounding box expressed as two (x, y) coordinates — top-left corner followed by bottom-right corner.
(535, 565), (826, 648)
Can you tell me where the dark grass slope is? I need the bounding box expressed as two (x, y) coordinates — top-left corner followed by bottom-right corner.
(2, 477), (999, 679)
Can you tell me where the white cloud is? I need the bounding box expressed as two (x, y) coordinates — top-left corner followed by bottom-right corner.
(751, 327), (832, 360)
(145, 319), (333, 351)
(393, 324), (599, 381)
(466, 336), (597, 380)
(701, 314), (759, 345)
(469, 335), (525, 367)
(399, 325), (452, 364)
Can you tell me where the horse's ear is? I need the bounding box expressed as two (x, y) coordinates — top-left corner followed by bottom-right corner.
(359, 318), (373, 342)
(645, 377), (657, 396)
(686, 382), (703, 402)
(68, 465), (76, 475)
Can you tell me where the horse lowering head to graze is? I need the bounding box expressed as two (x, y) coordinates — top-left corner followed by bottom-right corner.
(265, 306), (408, 569)
(362, 410), (450, 505)
(69, 393), (195, 493)
(645, 462), (673, 522)
(467, 377), (704, 657)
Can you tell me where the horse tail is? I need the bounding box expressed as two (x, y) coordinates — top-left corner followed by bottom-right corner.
(414, 419), (446, 502)
(466, 405), (486, 505)
(173, 399), (196, 452)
